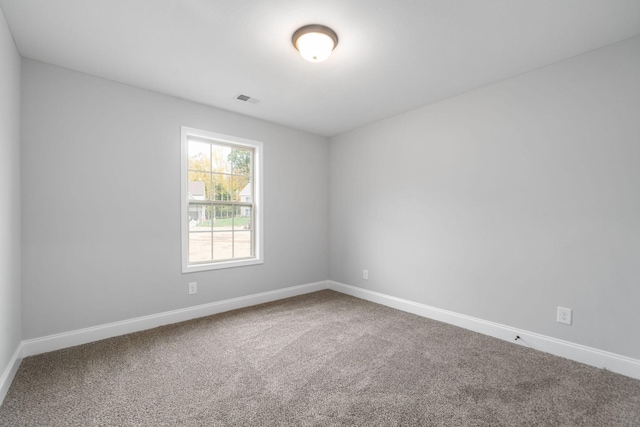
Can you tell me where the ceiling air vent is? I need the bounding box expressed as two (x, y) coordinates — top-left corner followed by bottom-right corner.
(235, 93), (261, 105)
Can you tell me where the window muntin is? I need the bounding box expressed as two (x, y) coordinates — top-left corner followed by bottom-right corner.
(181, 127), (262, 272)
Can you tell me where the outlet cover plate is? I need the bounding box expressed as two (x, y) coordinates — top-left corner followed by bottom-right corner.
(557, 306), (572, 325)
(189, 282), (197, 295)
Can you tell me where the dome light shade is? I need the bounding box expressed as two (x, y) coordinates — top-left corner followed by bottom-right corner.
(292, 25), (338, 63)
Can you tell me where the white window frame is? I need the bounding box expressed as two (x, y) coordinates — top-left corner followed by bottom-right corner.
(181, 126), (264, 273)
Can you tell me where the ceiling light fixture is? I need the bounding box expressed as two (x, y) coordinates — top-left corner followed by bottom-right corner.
(292, 24), (338, 63)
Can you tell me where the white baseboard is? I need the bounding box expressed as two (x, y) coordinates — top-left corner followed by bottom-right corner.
(0, 343), (23, 405)
(328, 280), (640, 381)
(22, 281), (328, 358)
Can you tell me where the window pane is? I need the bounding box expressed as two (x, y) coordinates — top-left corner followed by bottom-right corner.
(233, 207), (251, 230)
(188, 203), (211, 229)
(211, 145), (232, 174)
(231, 176), (251, 202)
(234, 231), (252, 258)
(213, 205), (233, 225)
(189, 232), (212, 263)
(229, 147), (252, 177)
(188, 140), (211, 172)
(211, 173), (232, 201)
(188, 172), (211, 200)
(212, 231), (233, 261)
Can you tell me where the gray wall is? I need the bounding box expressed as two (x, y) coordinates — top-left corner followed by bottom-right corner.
(21, 59), (329, 339)
(329, 36), (640, 360)
(0, 6), (21, 375)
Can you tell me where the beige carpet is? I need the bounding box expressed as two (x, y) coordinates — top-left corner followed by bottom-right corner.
(1, 290), (639, 426)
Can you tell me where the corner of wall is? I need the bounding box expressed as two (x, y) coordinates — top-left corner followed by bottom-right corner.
(0, 3), (22, 406)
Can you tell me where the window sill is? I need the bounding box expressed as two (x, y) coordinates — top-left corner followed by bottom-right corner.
(182, 258), (263, 273)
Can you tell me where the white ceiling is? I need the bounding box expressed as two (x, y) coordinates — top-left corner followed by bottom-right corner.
(2, 1), (640, 137)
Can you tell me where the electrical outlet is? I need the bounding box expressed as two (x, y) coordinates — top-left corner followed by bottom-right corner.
(557, 306), (572, 325)
(188, 282), (197, 295)
(363, 270), (369, 280)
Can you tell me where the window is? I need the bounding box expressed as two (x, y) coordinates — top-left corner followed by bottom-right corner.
(181, 127), (263, 272)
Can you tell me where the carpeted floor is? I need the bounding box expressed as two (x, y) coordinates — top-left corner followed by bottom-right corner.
(1, 290), (639, 426)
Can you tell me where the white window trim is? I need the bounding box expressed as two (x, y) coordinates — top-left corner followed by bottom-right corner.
(181, 126), (264, 273)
